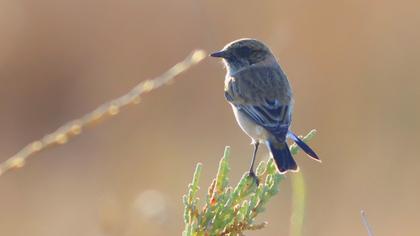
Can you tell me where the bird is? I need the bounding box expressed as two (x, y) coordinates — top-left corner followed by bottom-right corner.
(210, 38), (320, 183)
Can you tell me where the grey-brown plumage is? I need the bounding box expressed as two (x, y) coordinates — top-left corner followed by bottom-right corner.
(211, 38), (320, 181)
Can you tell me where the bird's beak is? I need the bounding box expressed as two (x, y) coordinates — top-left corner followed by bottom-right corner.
(210, 50), (228, 58)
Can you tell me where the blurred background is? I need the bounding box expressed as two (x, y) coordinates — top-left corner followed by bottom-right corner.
(0, 0), (419, 235)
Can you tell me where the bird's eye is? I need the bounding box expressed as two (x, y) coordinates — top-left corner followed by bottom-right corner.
(236, 46), (252, 57)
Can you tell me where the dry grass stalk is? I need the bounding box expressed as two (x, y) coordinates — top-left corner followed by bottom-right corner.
(0, 50), (206, 176)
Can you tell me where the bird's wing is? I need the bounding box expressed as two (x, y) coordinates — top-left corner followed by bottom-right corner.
(225, 66), (293, 139)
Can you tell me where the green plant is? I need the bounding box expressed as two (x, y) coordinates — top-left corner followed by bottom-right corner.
(183, 130), (317, 236)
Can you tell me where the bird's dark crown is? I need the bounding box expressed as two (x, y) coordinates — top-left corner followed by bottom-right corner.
(224, 39), (270, 54)
(211, 38), (275, 72)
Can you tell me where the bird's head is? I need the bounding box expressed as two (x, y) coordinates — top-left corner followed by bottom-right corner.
(210, 38), (275, 73)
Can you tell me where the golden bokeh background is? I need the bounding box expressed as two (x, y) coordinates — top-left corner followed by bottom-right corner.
(0, 0), (419, 235)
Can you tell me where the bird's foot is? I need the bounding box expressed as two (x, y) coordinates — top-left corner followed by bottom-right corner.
(247, 171), (260, 186)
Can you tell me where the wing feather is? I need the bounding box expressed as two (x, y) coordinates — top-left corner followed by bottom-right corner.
(225, 66), (293, 140)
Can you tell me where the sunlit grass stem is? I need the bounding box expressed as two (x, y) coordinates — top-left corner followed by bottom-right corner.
(0, 50), (206, 176)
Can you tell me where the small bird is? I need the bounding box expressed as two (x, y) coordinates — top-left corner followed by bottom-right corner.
(210, 39), (320, 182)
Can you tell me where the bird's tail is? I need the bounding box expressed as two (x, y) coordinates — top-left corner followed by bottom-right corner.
(268, 141), (298, 174)
(287, 131), (321, 162)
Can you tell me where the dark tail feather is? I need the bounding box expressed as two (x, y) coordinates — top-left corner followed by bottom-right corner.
(268, 141), (298, 174)
(288, 131), (321, 162)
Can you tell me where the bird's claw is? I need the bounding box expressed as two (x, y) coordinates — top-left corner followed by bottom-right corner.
(247, 171), (260, 186)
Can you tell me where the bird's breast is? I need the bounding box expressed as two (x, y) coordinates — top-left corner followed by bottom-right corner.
(224, 74), (234, 91)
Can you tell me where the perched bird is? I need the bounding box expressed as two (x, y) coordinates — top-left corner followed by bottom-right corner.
(210, 39), (320, 182)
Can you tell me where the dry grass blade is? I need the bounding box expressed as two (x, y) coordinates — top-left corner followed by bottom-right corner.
(361, 210), (374, 236)
(0, 50), (207, 176)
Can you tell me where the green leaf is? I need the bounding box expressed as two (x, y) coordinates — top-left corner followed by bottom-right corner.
(182, 130), (318, 235)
